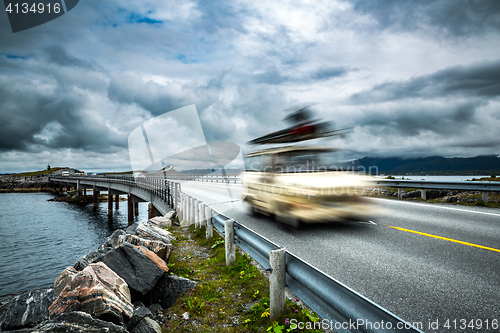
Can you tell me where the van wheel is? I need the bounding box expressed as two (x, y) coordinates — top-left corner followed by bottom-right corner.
(276, 210), (300, 229)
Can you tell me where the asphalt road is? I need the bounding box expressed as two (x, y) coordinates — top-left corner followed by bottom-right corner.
(180, 181), (500, 333)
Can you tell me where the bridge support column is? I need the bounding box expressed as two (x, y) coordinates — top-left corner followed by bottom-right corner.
(76, 180), (81, 197)
(83, 188), (86, 196)
(59, 181), (62, 194)
(398, 188), (403, 200)
(421, 189), (427, 200)
(127, 194), (133, 226)
(482, 191), (489, 203)
(134, 202), (139, 215)
(93, 185), (97, 208)
(107, 188), (113, 216)
(115, 194), (119, 208)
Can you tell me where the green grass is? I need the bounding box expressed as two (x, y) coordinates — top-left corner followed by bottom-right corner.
(13, 167), (67, 177)
(163, 224), (324, 332)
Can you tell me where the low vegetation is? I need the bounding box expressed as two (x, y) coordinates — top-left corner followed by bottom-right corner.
(163, 223), (324, 332)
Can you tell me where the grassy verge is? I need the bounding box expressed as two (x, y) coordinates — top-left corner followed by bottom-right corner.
(162, 223), (324, 333)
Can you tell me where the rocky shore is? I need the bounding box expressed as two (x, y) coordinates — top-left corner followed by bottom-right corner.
(0, 175), (52, 193)
(0, 211), (198, 333)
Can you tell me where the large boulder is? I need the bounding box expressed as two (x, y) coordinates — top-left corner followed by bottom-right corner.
(48, 262), (133, 327)
(146, 275), (198, 309)
(33, 311), (127, 333)
(95, 243), (168, 296)
(0, 288), (55, 331)
(135, 221), (175, 244)
(73, 247), (110, 271)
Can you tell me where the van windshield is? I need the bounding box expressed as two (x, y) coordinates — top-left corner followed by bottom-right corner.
(274, 150), (339, 172)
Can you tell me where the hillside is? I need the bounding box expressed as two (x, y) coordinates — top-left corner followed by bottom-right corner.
(355, 155), (500, 175)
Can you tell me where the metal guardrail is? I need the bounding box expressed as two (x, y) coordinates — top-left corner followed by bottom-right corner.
(212, 212), (423, 333)
(367, 179), (500, 192)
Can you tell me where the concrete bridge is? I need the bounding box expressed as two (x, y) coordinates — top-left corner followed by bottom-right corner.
(48, 175), (181, 224)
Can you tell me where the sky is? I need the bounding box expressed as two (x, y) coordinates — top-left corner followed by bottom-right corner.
(1, 0), (499, 173)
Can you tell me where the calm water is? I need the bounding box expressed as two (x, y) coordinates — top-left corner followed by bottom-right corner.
(0, 192), (149, 296)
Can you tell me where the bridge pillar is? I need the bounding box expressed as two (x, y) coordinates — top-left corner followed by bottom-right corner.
(115, 194), (119, 208)
(421, 189), (427, 200)
(108, 188), (113, 216)
(93, 185), (97, 208)
(134, 202), (139, 215)
(482, 191), (489, 203)
(59, 181), (62, 194)
(76, 180), (81, 197)
(127, 194), (133, 226)
(398, 188), (403, 200)
(83, 188), (86, 196)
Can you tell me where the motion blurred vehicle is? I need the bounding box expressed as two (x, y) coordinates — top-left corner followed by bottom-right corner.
(242, 145), (374, 227)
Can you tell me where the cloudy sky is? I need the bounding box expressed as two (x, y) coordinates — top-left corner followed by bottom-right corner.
(1, 0), (499, 173)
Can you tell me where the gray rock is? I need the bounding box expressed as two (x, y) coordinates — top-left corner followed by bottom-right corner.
(0, 288), (55, 331)
(98, 229), (128, 251)
(131, 317), (162, 333)
(164, 210), (175, 220)
(126, 222), (139, 235)
(135, 221), (175, 244)
(73, 247), (110, 271)
(33, 311), (127, 333)
(96, 243), (168, 296)
(147, 275), (198, 309)
(127, 301), (153, 332)
(148, 216), (172, 228)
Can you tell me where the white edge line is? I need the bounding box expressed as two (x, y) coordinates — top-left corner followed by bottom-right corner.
(371, 197), (500, 217)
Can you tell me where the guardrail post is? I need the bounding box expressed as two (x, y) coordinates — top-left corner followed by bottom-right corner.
(200, 202), (207, 228)
(270, 247), (286, 321)
(224, 219), (236, 266)
(190, 197), (196, 226)
(194, 199), (200, 228)
(482, 191), (489, 203)
(421, 189), (427, 200)
(398, 188), (403, 200)
(179, 193), (185, 223)
(206, 206), (213, 239)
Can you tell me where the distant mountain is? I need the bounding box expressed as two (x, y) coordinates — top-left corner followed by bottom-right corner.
(354, 155), (500, 175)
(180, 168), (243, 174)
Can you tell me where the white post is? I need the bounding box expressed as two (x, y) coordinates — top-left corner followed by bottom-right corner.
(482, 191), (489, 203)
(270, 247), (286, 321)
(190, 197), (196, 225)
(224, 219), (235, 266)
(398, 188), (403, 200)
(421, 189), (427, 200)
(199, 202), (206, 228)
(206, 206), (213, 239)
(194, 199), (200, 228)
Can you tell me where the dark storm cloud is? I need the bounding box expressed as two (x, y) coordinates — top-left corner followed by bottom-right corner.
(350, 60), (500, 103)
(0, 47), (126, 153)
(253, 66), (352, 84)
(355, 100), (484, 137)
(44, 45), (95, 69)
(349, 0), (500, 37)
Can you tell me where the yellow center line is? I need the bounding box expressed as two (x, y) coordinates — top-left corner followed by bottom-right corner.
(196, 185), (227, 192)
(386, 225), (500, 253)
